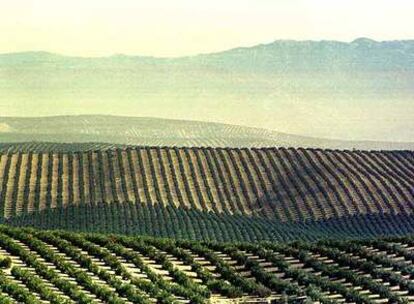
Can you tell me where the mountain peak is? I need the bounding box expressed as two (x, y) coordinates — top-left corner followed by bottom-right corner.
(351, 37), (378, 45)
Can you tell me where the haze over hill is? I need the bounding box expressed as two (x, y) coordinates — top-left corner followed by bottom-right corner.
(0, 38), (413, 142)
(0, 115), (413, 150)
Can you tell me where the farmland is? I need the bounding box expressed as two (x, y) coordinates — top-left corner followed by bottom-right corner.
(0, 116), (413, 151)
(0, 143), (412, 303)
(0, 225), (413, 303)
(1, 35), (413, 303)
(0, 146), (411, 241)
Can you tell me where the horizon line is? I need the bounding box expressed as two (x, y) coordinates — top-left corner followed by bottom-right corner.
(1, 37), (413, 59)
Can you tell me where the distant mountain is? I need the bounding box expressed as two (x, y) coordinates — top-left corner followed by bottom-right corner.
(190, 38), (414, 72)
(0, 38), (413, 142)
(0, 115), (412, 150)
(2, 38), (413, 70)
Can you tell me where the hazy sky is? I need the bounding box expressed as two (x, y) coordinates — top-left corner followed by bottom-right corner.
(1, 0), (413, 57)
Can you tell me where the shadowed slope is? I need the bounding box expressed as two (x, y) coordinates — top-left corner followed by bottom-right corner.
(4, 202), (414, 242)
(0, 146), (412, 227)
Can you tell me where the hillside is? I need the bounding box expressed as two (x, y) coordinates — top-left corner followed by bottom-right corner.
(1, 116), (413, 150)
(1, 38), (413, 142)
(0, 146), (412, 241)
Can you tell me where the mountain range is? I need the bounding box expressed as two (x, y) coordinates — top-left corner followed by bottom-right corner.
(0, 38), (413, 142)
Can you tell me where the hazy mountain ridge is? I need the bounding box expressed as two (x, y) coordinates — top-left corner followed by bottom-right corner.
(0, 115), (412, 150)
(190, 38), (414, 72)
(2, 38), (414, 70)
(1, 38), (413, 142)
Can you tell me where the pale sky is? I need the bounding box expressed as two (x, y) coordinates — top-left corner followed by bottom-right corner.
(0, 0), (413, 57)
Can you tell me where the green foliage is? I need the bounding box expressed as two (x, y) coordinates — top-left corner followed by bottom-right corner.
(0, 256), (11, 269)
(0, 225), (413, 303)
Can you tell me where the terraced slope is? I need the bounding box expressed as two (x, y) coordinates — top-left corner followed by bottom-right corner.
(0, 226), (414, 304)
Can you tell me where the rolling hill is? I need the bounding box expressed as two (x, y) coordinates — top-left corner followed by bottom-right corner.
(0, 225), (413, 303)
(0, 115), (413, 150)
(0, 145), (412, 241)
(1, 38), (413, 142)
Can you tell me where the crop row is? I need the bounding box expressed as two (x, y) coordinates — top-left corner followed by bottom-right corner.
(0, 147), (412, 222)
(0, 226), (414, 303)
(6, 202), (414, 242)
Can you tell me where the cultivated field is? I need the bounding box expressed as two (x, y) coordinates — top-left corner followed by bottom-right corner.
(1, 116), (413, 151)
(0, 146), (412, 241)
(0, 147), (412, 222)
(0, 226), (414, 303)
